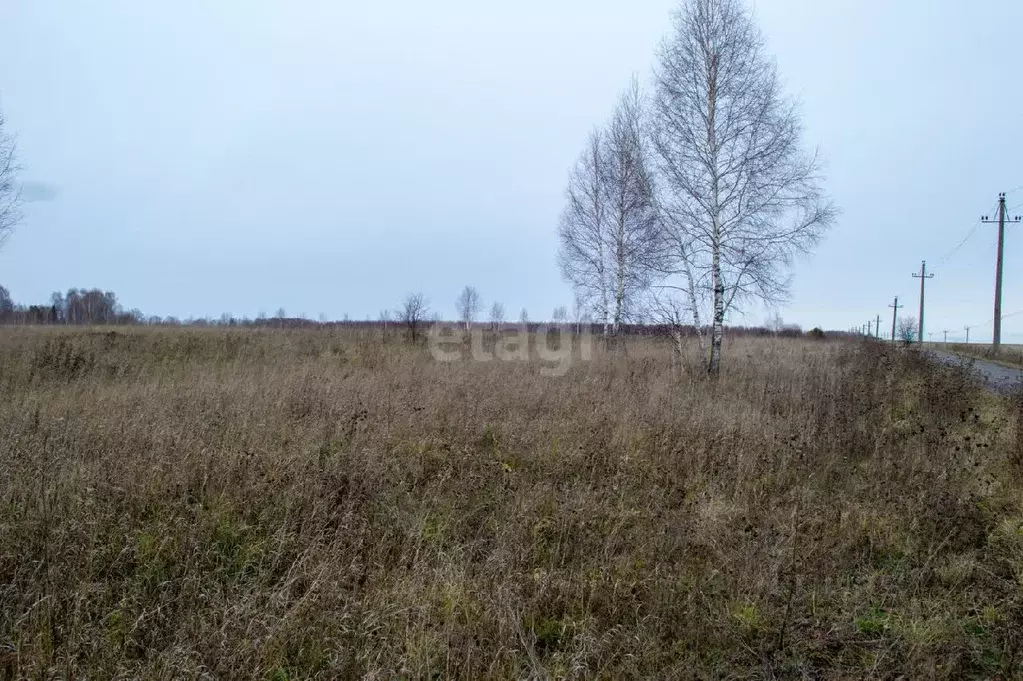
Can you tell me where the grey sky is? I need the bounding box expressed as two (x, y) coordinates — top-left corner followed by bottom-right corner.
(1, 1), (1021, 339)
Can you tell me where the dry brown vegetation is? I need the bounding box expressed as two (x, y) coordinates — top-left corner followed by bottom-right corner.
(1, 327), (1023, 679)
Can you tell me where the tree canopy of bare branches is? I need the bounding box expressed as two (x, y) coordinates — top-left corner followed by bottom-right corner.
(552, 305), (568, 325)
(648, 288), (703, 363)
(651, 0), (836, 374)
(456, 285), (481, 332)
(489, 301), (505, 330)
(897, 316), (917, 345)
(0, 285), (13, 319)
(398, 292), (430, 343)
(0, 111), (21, 249)
(558, 80), (664, 338)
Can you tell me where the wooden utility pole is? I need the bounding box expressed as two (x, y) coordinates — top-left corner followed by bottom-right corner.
(889, 296), (903, 344)
(912, 261), (934, 345)
(982, 194), (1021, 351)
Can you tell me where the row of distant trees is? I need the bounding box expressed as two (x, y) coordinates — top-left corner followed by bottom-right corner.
(395, 285), (817, 344)
(0, 287), (143, 325)
(452, 285), (576, 332)
(557, 0), (836, 373)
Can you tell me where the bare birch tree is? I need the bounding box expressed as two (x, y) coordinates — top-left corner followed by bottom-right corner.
(571, 292), (588, 336)
(0, 111), (21, 249)
(456, 285), (481, 332)
(559, 130), (607, 332)
(489, 301), (505, 330)
(603, 80), (664, 336)
(651, 0), (836, 374)
(552, 305), (568, 326)
(398, 292), (430, 343)
(559, 79), (664, 339)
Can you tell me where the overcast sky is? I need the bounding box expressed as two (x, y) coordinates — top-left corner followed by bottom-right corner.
(1, 1), (1021, 340)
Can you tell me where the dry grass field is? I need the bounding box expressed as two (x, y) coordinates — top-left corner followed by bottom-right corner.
(1, 327), (1022, 679)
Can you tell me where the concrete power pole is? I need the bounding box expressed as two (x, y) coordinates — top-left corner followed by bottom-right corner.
(875, 315), (881, 340)
(943, 329), (948, 345)
(889, 296), (903, 344)
(867, 320), (873, 337)
(982, 194), (1021, 351)
(912, 261), (934, 345)
(965, 325), (971, 344)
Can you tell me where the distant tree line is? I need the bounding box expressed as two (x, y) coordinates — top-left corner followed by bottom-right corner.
(0, 287), (144, 325)
(0, 282), (837, 344)
(391, 284), (824, 347)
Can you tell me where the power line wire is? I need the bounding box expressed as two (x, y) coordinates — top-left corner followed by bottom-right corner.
(935, 220), (983, 264)
(933, 200), (998, 265)
(962, 308), (1023, 333)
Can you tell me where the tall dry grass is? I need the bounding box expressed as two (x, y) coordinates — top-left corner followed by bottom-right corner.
(0, 327), (1021, 679)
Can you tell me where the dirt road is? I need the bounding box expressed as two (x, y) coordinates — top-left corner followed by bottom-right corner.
(928, 349), (1023, 394)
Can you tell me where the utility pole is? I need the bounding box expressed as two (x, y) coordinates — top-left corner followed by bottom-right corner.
(889, 296), (903, 345)
(943, 329), (948, 345)
(875, 314), (881, 340)
(911, 260), (934, 345)
(982, 194), (1021, 351)
(867, 320), (873, 337)
(965, 325), (971, 344)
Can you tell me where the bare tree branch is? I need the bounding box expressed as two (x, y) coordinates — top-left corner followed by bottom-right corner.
(0, 111), (22, 249)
